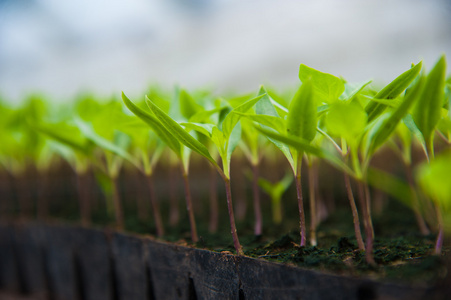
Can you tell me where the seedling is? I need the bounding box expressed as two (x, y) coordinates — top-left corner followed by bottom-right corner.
(258, 172), (293, 225)
(2, 55), (450, 270)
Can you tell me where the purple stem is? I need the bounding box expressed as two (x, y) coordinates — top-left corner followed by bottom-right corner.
(252, 163), (263, 236)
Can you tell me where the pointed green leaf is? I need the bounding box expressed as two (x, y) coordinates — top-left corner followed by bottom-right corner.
(235, 113), (285, 134)
(340, 80), (372, 101)
(180, 89), (203, 120)
(287, 79), (317, 142)
(227, 122), (241, 163)
(222, 94), (265, 139)
(257, 127), (354, 177)
(366, 61), (423, 122)
(325, 102), (367, 145)
(367, 75), (424, 156)
(255, 86), (280, 117)
(180, 122), (215, 138)
(416, 151), (451, 209)
(122, 92), (181, 155)
(402, 114), (428, 157)
(34, 122), (90, 155)
(363, 96), (403, 108)
(145, 95), (217, 166)
(413, 55), (447, 148)
(367, 168), (414, 208)
(299, 64), (345, 103)
(254, 88), (294, 169)
(74, 118), (140, 168)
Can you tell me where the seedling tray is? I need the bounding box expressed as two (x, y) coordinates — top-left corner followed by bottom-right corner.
(0, 222), (449, 300)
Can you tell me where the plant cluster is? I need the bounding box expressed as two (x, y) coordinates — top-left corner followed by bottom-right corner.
(1, 56), (450, 265)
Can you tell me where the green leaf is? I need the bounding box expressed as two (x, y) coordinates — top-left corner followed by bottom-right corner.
(257, 127), (354, 177)
(367, 76), (424, 156)
(222, 94), (265, 139)
(365, 61), (423, 122)
(367, 168), (414, 208)
(34, 122), (90, 155)
(227, 122), (241, 163)
(325, 101), (367, 146)
(74, 118), (140, 168)
(258, 172), (293, 200)
(299, 64), (345, 103)
(122, 92), (181, 155)
(235, 113), (285, 134)
(145, 95), (217, 166)
(340, 80), (372, 101)
(416, 150), (451, 210)
(362, 96), (403, 108)
(189, 107), (226, 123)
(254, 87), (294, 169)
(413, 55), (447, 150)
(180, 122), (215, 138)
(255, 86), (280, 117)
(402, 114), (428, 157)
(180, 89), (203, 120)
(287, 79), (317, 142)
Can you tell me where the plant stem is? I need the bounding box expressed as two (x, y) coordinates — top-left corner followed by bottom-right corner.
(344, 172), (365, 251)
(181, 165), (198, 243)
(146, 174), (164, 237)
(295, 155), (307, 247)
(434, 202), (444, 255)
(252, 163), (263, 236)
(37, 170), (49, 221)
(135, 173), (148, 222)
(308, 159), (317, 246)
(15, 173), (32, 219)
(76, 171), (91, 227)
(404, 163), (430, 235)
(223, 177), (244, 255)
(233, 163), (247, 222)
(208, 165), (219, 233)
(272, 197), (282, 225)
(357, 181), (375, 265)
(168, 167), (180, 227)
(111, 176), (124, 230)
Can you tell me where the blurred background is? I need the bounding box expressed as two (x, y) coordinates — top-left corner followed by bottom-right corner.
(0, 0), (450, 103)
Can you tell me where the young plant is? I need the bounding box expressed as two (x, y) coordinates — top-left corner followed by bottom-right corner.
(114, 115), (167, 237)
(75, 100), (140, 230)
(258, 172), (293, 225)
(237, 105), (268, 236)
(130, 92), (265, 255)
(34, 119), (93, 225)
(416, 150), (451, 255)
(122, 92), (200, 242)
(411, 55), (447, 254)
(256, 61), (423, 265)
(242, 83), (323, 246)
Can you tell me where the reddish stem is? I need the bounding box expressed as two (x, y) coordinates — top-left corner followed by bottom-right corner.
(146, 174), (164, 237)
(295, 157), (307, 247)
(357, 181), (375, 265)
(224, 177), (244, 255)
(181, 167), (198, 243)
(308, 161), (317, 246)
(252, 163), (263, 236)
(76, 171), (91, 227)
(37, 170), (49, 221)
(434, 203), (444, 255)
(344, 172), (365, 251)
(208, 165), (219, 233)
(405, 163), (430, 235)
(111, 176), (124, 230)
(168, 167), (180, 227)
